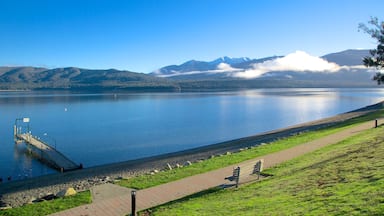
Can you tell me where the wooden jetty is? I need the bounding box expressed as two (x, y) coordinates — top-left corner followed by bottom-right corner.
(14, 121), (82, 172)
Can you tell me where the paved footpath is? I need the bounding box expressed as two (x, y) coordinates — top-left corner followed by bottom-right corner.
(51, 120), (381, 216)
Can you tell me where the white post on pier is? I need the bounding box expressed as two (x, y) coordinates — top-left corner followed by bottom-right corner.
(13, 125), (17, 142)
(14, 117), (31, 143)
(23, 118), (30, 137)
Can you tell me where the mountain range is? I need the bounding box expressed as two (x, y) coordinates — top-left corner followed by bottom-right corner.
(152, 49), (370, 79)
(152, 56), (281, 77)
(0, 49), (378, 91)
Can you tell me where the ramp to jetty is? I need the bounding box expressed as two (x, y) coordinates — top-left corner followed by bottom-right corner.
(15, 133), (82, 172)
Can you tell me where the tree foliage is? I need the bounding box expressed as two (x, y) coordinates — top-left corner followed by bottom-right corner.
(359, 17), (384, 84)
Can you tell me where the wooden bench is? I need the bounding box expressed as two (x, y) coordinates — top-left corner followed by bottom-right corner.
(224, 166), (240, 188)
(224, 159), (264, 188)
(252, 159), (264, 180)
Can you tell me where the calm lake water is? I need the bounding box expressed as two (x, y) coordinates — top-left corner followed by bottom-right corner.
(1, 88), (383, 180)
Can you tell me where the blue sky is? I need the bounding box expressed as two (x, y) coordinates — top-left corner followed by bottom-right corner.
(0, 0), (383, 73)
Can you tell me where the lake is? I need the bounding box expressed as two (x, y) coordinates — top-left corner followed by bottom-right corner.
(0, 88), (383, 180)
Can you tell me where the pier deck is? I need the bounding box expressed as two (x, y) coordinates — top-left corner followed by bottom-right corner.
(16, 133), (81, 172)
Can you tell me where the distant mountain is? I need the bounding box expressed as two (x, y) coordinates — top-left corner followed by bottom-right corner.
(155, 60), (215, 75)
(210, 56), (251, 65)
(0, 67), (179, 91)
(152, 56), (258, 76)
(321, 49), (370, 66)
(230, 56), (282, 70)
(151, 49), (371, 80)
(149, 49), (378, 89)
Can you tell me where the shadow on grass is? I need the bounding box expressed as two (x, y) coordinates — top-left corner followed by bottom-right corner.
(138, 187), (223, 215)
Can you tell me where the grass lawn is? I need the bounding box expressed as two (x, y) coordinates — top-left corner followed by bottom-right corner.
(0, 191), (91, 216)
(118, 110), (384, 190)
(147, 126), (384, 215)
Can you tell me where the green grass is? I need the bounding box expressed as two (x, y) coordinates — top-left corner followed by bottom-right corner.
(147, 126), (384, 215)
(117, 110), (384, 189)
(0, 191), (91, 216)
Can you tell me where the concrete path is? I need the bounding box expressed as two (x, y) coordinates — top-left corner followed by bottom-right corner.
(91, 183), (133, 204)
(50, 120), (380, 216)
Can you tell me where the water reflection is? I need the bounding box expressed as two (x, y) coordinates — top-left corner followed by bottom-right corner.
(13, 143), (33, 180)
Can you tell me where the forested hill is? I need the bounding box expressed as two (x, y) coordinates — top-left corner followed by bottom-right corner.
(0, 67), (180, 91)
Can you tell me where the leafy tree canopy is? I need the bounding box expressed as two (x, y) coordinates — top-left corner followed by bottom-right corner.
(359, 17), (384, 84)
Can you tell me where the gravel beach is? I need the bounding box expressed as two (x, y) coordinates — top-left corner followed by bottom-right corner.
(1, 101), (383, 208)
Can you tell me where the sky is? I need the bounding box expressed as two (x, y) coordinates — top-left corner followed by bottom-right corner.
(0, 0), (383, 73)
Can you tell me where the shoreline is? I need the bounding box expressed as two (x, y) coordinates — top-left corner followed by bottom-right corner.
(1, 101), (383, 208)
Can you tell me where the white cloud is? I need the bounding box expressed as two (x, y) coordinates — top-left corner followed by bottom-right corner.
(157, 63), (241, 78)
(217, 62), (235, 71)
(233, 51), (341, 79)
(152, 69), (162, 75)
